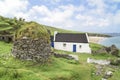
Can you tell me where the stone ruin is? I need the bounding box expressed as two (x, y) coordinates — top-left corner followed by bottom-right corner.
(12, 22), (52, 63)
(92, 45), (119, 57)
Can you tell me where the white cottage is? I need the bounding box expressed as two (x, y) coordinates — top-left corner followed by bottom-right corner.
(53, 32), (91, 53)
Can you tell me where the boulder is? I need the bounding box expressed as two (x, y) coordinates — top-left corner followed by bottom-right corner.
(87, 58), (110, 65)
(92, 45), (119, 57)
(104, 45), (119, 56)
(110, 58), (120, 65)
(103, 71), (113, 79)
(54, 53), (79, 61)
(68, 54), (79, 61)
(97, 47), (108, 54)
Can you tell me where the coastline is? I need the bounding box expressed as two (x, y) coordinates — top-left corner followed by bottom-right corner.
(88, 36), (108, 44)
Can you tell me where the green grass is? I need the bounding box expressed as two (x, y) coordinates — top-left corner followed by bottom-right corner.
(90, 43), (104, 51)
(44, 26), (79, 35)
(0, 41), (12, 55)
(0, 41), (120, 80)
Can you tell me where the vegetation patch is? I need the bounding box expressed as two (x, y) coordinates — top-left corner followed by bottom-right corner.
(14, 22), (50, 41)
(0, 41), (120, 80)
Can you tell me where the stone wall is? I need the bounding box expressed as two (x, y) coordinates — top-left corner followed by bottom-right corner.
(12, 38), (51, 63)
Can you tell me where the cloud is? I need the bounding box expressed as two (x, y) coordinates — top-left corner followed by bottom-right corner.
(76, 14), (109, 27)
(112, 0), (120, 2)
(112, 10), (120, 25)
(0, 0), (120, 32)
(25, 4), (75, 29)
(0, 0), (29, 17)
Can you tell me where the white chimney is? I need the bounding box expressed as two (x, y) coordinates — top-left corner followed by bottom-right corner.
(86, 33), (89, 43)
(54, 31), (58, 41)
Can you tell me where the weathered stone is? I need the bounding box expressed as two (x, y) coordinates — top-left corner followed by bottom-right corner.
(101, 78), (107, 80)
(110, 58), (120, 65)
(87, 58), (110, 65)
(11, 22), (53, 63)
(103, 71), (113, 79)
(68, 54), (79, 61)
(92, 45), (119, 57)
(12, 38), (52, 63)
(95, 65), (103, 76)
(103, 45), (119, 56)
(53, 53), (79, 61)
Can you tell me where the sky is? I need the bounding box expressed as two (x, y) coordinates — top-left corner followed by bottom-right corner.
(0, 0), (120, 33)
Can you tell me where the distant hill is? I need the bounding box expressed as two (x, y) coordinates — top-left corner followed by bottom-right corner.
(0, 15), (110, 37)
(103, 33), (120, 37)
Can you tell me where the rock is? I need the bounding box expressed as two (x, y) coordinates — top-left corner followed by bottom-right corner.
(87, 58), (110, 65)
(92, 45), (119, 57)
(101, 78), (107, 80)
(110, 58), (120, 65)
(54, 53), (79, 61)
(22, 36), (28, 39)
(103, 71), (113, 79)
(68, 54), (79, 61)
(95, 65), (103, 76)
(110, 49), (119, 56)
(106, 45), (119, 56)
(98, 48), (108, 54)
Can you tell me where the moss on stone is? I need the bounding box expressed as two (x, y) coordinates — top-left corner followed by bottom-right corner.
(14, 22), (50, 43)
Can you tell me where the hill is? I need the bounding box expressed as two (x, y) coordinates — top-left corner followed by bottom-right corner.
(0, 15), (110, 37)
(104, 33), (120, 37)
(0, 15), (120, 80)
(0, 16), (78, 36)
(0, 41), (120, 80)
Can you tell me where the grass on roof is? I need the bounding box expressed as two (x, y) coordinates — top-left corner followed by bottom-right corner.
(14, 22), (50, 42)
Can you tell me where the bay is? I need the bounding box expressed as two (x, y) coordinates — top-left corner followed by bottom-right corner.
(99, 36), (120, 49)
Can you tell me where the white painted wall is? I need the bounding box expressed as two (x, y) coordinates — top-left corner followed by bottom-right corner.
(54, 42), (91, 53)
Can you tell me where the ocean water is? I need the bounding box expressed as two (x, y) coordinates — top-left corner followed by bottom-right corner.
(99, 36), (120, 49)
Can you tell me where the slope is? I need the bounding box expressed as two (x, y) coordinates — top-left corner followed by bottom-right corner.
(0, 15), (110, 37)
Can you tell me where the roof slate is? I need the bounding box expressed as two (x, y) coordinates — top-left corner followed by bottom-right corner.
(55, 33), (88, 43)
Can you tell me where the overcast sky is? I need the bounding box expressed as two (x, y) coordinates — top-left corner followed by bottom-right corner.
(0, 0), (120, 33)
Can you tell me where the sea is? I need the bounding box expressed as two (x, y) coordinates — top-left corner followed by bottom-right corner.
(99, 36), (120, 49)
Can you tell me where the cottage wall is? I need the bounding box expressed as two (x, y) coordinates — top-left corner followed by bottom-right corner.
(54, 42), (91, 53)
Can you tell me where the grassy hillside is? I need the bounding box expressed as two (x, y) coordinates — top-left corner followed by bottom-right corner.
(0, 41), (120, 80)
(0, 15), (110, 37)
(0, 16), (78, 36)
(44, 25), (78, 35)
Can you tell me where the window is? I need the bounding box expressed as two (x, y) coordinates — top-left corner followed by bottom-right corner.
(79, 45), (82, 48)
(63, 43), (66, 47)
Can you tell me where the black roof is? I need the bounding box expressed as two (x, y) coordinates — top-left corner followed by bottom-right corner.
(55, 33), (88, 43)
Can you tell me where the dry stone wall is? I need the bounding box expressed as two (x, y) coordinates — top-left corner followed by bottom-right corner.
(12, 38), (51, 63)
